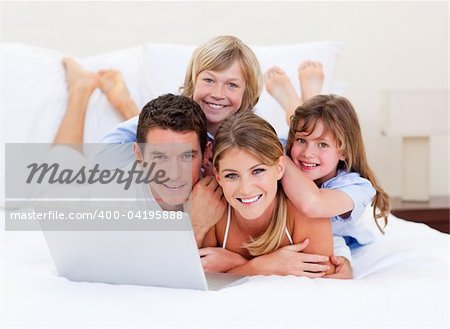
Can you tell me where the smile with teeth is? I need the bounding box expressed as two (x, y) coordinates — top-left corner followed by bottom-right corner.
(237, 194), (262, 204)
(162, 182), (186, 189)
(301, 161), (319, 168)
(206, 101), (227, 110)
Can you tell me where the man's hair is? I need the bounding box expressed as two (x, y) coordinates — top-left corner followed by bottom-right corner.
(136, 94), (207, 154)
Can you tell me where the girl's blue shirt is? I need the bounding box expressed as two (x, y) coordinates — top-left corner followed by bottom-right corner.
(321, 169), (377, 246)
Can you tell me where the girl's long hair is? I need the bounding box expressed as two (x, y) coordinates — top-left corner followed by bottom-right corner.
(213, 111), (288, 256)
(285, 95), (390, 233)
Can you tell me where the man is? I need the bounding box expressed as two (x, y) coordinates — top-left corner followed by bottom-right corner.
(52, 90), (226, 237)
(133, 94), (210, 211)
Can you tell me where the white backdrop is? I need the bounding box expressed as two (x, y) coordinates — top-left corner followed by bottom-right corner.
(1, 1), (448, 197)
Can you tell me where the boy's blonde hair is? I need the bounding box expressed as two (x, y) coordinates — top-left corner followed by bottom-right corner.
(181, 35), (262, 113)
(285, 94), (390, 232)
(213, 111), (288, 256)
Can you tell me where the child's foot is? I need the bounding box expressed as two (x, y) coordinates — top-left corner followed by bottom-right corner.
(265, 66), (301, 114)
(62, 57), (99, 96)
(98, 69), (137, 118)
(298, 61), (324, 101)
(98, 70), (130, 107)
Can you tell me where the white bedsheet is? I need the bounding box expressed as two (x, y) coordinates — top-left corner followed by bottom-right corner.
(1, 211), (448, 329)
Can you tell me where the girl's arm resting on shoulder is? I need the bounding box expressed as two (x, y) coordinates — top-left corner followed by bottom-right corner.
(282, 157), (354, 218)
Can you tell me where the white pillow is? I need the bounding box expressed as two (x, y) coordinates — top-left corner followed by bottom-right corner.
(141, 41), (342, 139)
(141, 43), (196, 101)
(1, 43), (68, 204)
(0, 43), (144, 144)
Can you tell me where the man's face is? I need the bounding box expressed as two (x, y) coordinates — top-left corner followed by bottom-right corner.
(136, 128), (204, 211)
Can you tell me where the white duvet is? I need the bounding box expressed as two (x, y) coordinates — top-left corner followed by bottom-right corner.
(1, 211), (448, 329)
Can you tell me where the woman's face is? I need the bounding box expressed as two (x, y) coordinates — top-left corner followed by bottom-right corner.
(193, 61), (246, 135)
(214, 148), (285, 220)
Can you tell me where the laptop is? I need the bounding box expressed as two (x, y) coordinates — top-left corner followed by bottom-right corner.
(40, 213), (248, 291)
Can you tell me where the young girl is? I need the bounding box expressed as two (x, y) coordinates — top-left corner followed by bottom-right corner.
(198, 111), (335, 277)
(283, 94), (390, 248)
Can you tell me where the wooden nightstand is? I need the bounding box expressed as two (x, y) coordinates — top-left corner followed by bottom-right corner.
(390, 196), (449, 234)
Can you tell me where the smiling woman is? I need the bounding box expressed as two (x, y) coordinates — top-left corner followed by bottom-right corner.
(198, 111), (335, 277)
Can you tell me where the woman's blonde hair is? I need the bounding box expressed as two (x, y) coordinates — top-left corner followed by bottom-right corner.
(285, 94), (390, 233)
(181, 35), (262, 113)
(213, 111), (288, 256)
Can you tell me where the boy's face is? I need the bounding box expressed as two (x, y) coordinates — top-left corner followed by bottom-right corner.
(134, 127), (206, 211)
(193, 61), (246, 133)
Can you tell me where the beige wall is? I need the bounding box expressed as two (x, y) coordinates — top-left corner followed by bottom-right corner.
(1, 1), (448, 197)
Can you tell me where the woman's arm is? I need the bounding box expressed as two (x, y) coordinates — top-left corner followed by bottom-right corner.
(227, 239), (330, 277)
(282, 156), (353, 218)
(199, 247), (248, 273)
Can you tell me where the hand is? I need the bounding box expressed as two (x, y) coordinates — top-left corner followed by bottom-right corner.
(262, 239), (330, 278)
(199, 247), (247, 273)
(186, 176), (227, 245)
(324, 256), (353, 279)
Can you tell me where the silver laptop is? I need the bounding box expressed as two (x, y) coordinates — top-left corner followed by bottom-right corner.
(41, 214), (248, 291)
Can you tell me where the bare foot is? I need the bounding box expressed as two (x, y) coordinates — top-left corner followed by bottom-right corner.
(98, 69), (139, 119)
(298, 61), (324, 101)
(98, 69), (129, 106)
(62, 57), (99, 96)
(264, 66), (301, 119)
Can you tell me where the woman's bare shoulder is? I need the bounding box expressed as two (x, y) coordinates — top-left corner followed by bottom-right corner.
(287, 200), (331, 237)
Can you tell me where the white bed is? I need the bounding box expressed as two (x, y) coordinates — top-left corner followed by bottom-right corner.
(1, 210), (448, 328)
(1, 42), (449, 328)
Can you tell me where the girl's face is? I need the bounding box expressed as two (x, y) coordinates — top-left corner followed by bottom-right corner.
(193, 61), (246, 134)
(214, 148), (285, 221)
(290, 119), (345, 186)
